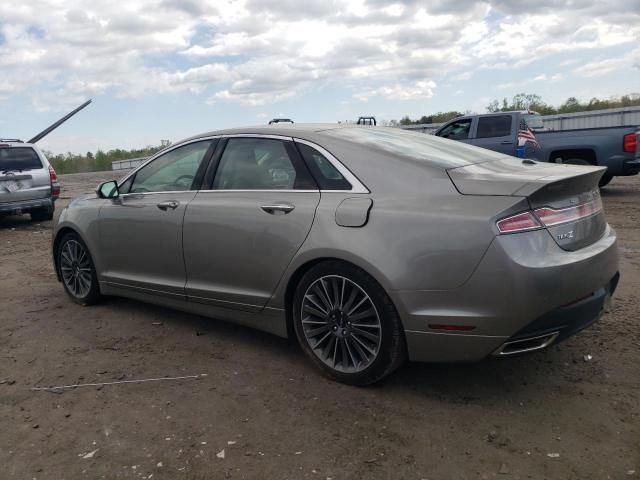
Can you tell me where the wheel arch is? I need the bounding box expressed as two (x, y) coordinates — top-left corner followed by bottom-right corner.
(282, 256), (401, 341)
(52, 226), (91, 281)
(548, 148), (597, 165)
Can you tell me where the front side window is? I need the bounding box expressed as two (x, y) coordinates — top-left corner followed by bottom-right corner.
(296, 143), (351, 190)
(213, 138), (313, 190)
(129, 141), (211, 193)
(437, 119), (472, 140)
(476, 115), (512, 138)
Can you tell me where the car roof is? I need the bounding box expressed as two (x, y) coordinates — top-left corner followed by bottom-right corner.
(0, 141), (37, 148)
(182, 123), (358, 143)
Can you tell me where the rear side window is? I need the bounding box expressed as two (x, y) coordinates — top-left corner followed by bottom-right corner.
(476, 115), (512, 138)
(0, 147), (43, 172)
(213, 138), (315, 190)
(436, 119), (472, 140)
(522, 114), (544, 130)
(296, 143), (351, 190)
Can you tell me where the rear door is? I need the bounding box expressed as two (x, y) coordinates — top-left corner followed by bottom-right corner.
(471, 114), (515, 155)
(98, 140), (215, 296)
(0, 146), (51, 202)
(183, 136), (320, 311)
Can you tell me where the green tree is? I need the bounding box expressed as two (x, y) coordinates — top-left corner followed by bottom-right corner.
(43, 142), (170, 174)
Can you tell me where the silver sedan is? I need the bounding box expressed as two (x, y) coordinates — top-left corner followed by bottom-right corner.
(52, 125), (619, 385)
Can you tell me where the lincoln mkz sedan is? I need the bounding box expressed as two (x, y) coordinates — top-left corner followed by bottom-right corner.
(53, 125), (619, 385)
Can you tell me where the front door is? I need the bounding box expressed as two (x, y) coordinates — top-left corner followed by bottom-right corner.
(435, 117), (474, 144)
(99, 140), (214, 296)
(183, 136), (320, 311)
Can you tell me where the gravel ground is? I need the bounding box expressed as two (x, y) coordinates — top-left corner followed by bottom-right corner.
(1, 171), (638, 480)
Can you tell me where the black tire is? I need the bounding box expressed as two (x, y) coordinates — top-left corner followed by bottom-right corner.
(292, 261), (406, 386)
(31, 206), (54, 222)
(599, 173), (613, 187)
(57, 232), (102, 305)
(563, 158), (591, 166)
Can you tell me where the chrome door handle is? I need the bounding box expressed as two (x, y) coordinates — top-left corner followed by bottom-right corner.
(157, 200), (179, 211)
(261, 203), (295, 215)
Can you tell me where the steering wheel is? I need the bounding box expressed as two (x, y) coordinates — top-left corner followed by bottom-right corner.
(173, 174), (195, 189)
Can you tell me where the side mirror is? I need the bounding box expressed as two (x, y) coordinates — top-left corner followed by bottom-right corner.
(96, 180), (119, 199)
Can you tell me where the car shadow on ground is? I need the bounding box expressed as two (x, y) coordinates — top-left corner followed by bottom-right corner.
(600, 183), (638, 197)
(96, 295), (566, 404)
(0, 214), (45, 229)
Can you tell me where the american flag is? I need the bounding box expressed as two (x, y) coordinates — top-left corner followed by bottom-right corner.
(518, 119), (540, 149)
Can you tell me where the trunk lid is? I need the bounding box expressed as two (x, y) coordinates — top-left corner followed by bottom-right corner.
(447, 158), (607, 251)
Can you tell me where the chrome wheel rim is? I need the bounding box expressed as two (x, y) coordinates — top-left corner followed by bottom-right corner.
(301, 275), (382, 373)
(60, 240), (92, 298)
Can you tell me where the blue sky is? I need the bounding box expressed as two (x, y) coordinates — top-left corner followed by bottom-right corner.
(1, 0), (639, 154)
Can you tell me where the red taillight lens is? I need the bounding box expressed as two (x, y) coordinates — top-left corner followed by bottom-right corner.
(534, 196), (602, 227)
(48, 164), (57, 182)
(623, 133), (637, 153)
(496, 211), (541, 234)
(49, 165), (60, 196)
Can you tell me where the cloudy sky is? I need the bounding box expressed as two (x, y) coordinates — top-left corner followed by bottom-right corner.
(1, 0), (639, 154)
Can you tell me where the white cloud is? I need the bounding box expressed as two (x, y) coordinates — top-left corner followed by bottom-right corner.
(497, 72), (565, 89)
(355, 81), (437, 101)
(575, 48), (640, 77)
(0, 0), (638, 110)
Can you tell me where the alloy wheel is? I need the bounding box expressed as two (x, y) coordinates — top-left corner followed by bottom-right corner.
(60, 239), (92, 298)
(301, 275), (382, 373)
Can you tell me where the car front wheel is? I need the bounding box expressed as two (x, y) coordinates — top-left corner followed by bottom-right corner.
(293, 261), (406, 385)
(57, 233), (102, 305)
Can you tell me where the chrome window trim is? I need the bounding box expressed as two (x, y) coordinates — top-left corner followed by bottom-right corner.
(292, 138), (370, 194)
(223, 133), (294, 141)
(116, 133), (369, 195)
(119, 190), (194, 197)
(117, 135), (222, 186)
(197, 189), (320, 193)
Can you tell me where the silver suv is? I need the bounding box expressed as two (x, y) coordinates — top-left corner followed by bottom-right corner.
(0, 140), (60, 221)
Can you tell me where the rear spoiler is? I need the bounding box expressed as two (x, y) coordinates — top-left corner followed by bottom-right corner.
(447, 158), (606, 197)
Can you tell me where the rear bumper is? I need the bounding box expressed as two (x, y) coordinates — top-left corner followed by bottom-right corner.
(491, 271), (618, 356)
(396, 225), (619, 362)
(0, 197), (54, 215)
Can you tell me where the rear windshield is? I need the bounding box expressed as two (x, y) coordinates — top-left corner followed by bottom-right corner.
(523, 114), (544, 130)
(324, 126), (506, 169)
(0, 147), (43, 172)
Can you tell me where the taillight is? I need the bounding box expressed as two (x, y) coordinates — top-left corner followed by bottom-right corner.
(48, 164), (58, 182)
(496, 211), (541, 234)
(49, 165), (60, 197)
(534, 196), (602, 227)
(496, 196), (602, 234)
(623, 133), (637, 153)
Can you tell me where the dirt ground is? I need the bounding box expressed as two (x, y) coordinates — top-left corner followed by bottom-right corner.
(0, 171), (638, 480)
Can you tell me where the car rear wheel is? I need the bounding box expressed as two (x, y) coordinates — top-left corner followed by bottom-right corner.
(563, 158), (591, 166)
(57, 233), (102, 305)
(598, 173), (613, 187)
(293, 261), (406, 385)
(31, 206), (54, 222)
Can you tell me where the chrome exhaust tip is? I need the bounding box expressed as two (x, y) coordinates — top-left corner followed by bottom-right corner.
(492, 332), (560, 356)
